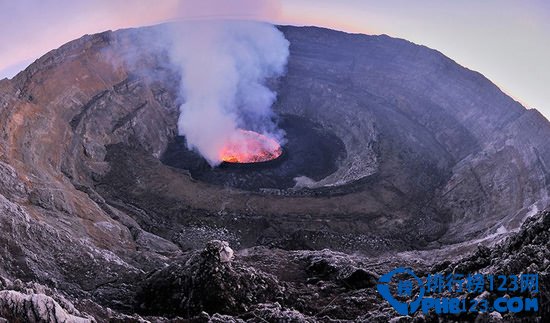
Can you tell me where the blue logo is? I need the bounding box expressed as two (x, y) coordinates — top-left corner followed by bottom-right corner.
(377, 267), (425, 315)
(377, 267), (540, 315)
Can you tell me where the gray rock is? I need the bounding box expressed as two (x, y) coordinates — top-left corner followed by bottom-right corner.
(0, 290), (93, 323)
(136, 240), (283, 317)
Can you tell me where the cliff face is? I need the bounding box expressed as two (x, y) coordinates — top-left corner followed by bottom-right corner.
(0, 24), (548, 320)
(275, 26), (550, 243)
(0, 30), (183, 310)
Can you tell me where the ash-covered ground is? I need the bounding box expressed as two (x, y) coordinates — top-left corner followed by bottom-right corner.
(0, 24), (548, 322)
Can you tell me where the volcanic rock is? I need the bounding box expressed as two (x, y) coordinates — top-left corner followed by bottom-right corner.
(136, 240), (283, 317)
(0, 278), (94, 322)
(0, 291), (92, 323)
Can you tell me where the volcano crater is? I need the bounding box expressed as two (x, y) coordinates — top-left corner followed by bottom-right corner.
(161, 115), (346, 191)
(1, 22), (550, 322)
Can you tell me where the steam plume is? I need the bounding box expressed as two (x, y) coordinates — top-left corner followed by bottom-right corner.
(168, 20), (289, 166)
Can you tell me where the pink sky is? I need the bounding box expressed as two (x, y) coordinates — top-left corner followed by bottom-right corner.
(1, 0), (548, 120)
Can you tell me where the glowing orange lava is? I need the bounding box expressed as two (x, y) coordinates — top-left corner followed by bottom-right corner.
(220, 129), (283, 163)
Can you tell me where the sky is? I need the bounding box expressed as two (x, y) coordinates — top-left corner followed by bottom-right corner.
(1, 0), (548, 120)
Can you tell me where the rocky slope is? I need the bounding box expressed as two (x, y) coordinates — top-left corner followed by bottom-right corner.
(0, 24), (548, 321)
(0, 210), (547, 322)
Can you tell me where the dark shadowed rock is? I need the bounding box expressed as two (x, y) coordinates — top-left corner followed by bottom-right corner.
(136, 240), (283, 318)
(302, 249), (379, 289)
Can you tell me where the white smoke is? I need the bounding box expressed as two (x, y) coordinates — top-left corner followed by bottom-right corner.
(168, 20), (289, 166)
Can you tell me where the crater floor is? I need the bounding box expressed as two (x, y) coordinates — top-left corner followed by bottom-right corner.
(161, 115), (346, 191)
